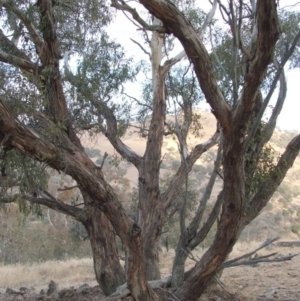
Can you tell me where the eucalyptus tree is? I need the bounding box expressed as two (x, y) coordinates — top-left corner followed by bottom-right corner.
(0, 0), (130, 296)
(0, 1), (300, 301)
(136, 0), (300, 299)
(170, 5), (300, 288)
(108, 0), (220, 282)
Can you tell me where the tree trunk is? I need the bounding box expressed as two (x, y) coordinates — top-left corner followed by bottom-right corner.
(143, 230), (161, 280)
(171, 240), (188, 287)
(84, 208), (125, 296)
(137, 21), (166, 281)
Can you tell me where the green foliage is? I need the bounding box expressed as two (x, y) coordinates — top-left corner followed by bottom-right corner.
(291, 224), (300, 235)
(67, 33), (138, 136)
(245, 143), (277, 198)
(0, 149), (48, 216)
(192, 164), (207, 175)
(276, 11), (300, 69)
(0, 206), (91, 264)
(277, 182), (298, 200)
(171, 160), (181, 170)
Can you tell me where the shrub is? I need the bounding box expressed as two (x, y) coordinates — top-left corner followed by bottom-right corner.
(84, 147), (101, 158)
(291, 224), (300, 235)
(171, 160), (181, 170)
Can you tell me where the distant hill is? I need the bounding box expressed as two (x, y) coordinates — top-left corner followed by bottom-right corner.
(81, 109), (300, 242)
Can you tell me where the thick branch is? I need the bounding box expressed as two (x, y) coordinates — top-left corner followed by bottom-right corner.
(138, 0), (232, 135)
(245, 28), (300, 149)
(102, 105), (142, 168)
(162, 0), (217, 74)
(234, 0), (279, 128)
(111, 0), (166, 33)
(0, 50), (39, 74)
(0, 97), (155, 300)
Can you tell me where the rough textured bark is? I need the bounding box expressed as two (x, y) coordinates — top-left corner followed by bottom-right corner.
(138, 45), (166, 279)
(84, 208), (125, 296)
(0, 98), (157, 301)
(137, 1), (280, 300)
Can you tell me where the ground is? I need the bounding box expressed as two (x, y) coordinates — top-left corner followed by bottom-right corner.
(0, 243), (299, 301)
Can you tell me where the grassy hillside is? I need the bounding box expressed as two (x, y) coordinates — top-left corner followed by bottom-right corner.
(0, 110), (299, 265)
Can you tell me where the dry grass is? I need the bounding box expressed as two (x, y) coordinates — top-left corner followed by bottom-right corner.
(1, 244), (300, 299)
(0, 258), (97, 293)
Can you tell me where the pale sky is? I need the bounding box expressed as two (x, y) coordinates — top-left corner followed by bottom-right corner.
(108, 1), (300, 132)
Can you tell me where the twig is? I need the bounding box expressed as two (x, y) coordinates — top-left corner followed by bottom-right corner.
(156, 287), (179, 300)
(123, 92), (152, 110)
(181, 247), (200, 262)
(130, 38), (151, 58)
(58, 185), (79, 191)
(100, 152), (108, 170)
(213, 275), (234, 296)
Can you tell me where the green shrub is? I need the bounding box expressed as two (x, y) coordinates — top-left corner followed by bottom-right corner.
(171, 160), (181, 170)
(291, 224), (300, 234)
(84, 147), (101, 158)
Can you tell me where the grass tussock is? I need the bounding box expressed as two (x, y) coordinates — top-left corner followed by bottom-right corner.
(0, 257), (95, 290)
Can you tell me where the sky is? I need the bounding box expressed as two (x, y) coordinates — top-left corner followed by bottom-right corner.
(107, 0), (300, 132)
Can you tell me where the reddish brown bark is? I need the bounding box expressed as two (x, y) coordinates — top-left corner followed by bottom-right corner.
(84, 208), (125, 296)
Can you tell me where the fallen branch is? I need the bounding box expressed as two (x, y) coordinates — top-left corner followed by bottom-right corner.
(103, 276), (172, 301)
(221, 253), (299, 269)
(221, 237), (279, 269)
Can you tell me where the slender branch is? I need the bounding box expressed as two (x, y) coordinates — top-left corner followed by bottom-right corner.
(2, 193), (83, 220)
(123, 92), (152, 110)
(0, 29), (32, 61)
(139, 0), (232, 135)
(189, 189), (224, 250)
(99, 152), (108, 170)
(245, 28), (300, 150)
(162, 130), (220, 209)
(234, 1), (279, 128)
(1, 2), (43, 53)
(243, 134), (300, 226)
(130, 38), (151, 58)
(200, 0), (217, 38)
(162, 0), (217, 76)
(187, 139), (222, 246)
(57, 185), (79, 191)
(111, 0), (166, 33)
